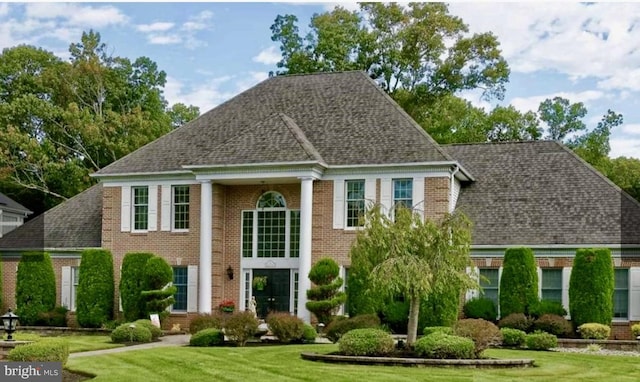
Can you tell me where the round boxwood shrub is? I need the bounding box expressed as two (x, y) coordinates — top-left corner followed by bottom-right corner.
(134, 319), (162, 340)
(111, 323), (153, 343)
(569, 248), (614, 329)
(189, 313), (227, 334)
(190, 328), (224, 347)
(7, 339), (69, 365)
(525, 331), (558, 350)
(578, 323), (611, 340)
(498, 313), (533, 332)
(463, 297), (497, 321)
(338, 328), (394, 356)
(529, 299), (567, 319)
(423, 326), (454, 336)
(303, 324), (317, 343)
(500, 328), (527, 347)
(224, 311), (258, 346)
(325, 314), (381, 343)
(120, 252), (154, 321)
(453, 318), (502, 357)
(16, 252), (56, 325)
(414, 332), (475, 359)
(632, 323), (640, 339)
(499, 247), (539, 317)
(266, 312), (305, 343)
(533, 314), (573, 337)
(77, 249), (114, 328)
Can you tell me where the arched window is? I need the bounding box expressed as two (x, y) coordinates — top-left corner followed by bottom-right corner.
(257, 191), (286, 209)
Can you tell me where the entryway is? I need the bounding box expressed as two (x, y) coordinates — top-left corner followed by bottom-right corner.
(252, 269), (291, 318)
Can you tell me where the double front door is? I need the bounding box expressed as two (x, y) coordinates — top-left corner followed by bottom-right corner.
(252, 269), (291, 318)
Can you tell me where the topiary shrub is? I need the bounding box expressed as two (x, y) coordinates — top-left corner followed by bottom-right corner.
(338, 328), (394, 356)
(498, 313), (533, 332)
(134, 319), (162, 340)
(77, 249), (114, 328)
(499, 247), (539, 317)
(525, 331), (558, 350)
(569, 248), (614, 329)
(16, 252), (56, 325)
(120, 252), (154, 321)
(500, 328), (526, 347)
(325, 314), (381, 343)
(110, 322), (153, 343)
(141, 256), (176, 322)
(453, 318), (502, 357)
(306, 258), (346, 324)
(7, 339), (69, 365)
(533, 314), (573, 338)
(578, 323), (611, 340)
(189, 328), (224, 347)
(529, 299), (567, 319)
(189, 313), (227, 334)
(463, 298), (497, 321)
(266, 312), (305, 343)
(632, 323), (640, 339)
(423, 326), (454, 336)
(224, 311), (258, 346)
(414, 332), (475, 359)
(302, 324), (317, 343)
(37, 306), (68, 327)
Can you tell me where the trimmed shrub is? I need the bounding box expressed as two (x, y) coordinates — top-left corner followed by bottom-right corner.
(414, 332), (475, 359)
(134, 319), (162, 340)
(306, 258), (346, 324)
(419, 283), (462, 328)
(533, 314), (573, 337)
(498, 313), (533, 332)
(110, 323), (153, 343)
(189, 328), (224, 347)
(569, 248), (614, 328)
(325, 314), (381, 343)
(423, 326), (454, 336)
(302, 324), (317, 343)
(189, 313), (227, 334)
(120, 252), (154, 321)
(77, 249), (114, 328)
(463, 298), (497, 321)
(16, 252), (57, 325)
(525, 331), (558, 350)
(529, 299), (567, 319)
(37, 306), (68, 327)
(631, 323), (640, 338)
(500, 328), (526, 347)
(141, 256), (176, 322)
(7, 339), (69, 365)
(224, 311), (259, 346)
(454, 318), (502, 357)
(266, 312), (305, 343)
(338, 328), (394, 356)
(499, 247), (539, 317)
(578, 323), (611, 340)
(380, 300), (409, 334)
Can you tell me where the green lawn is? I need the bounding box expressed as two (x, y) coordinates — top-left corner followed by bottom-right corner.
(66, 344), (640, 382)
(12, 333), (123, 353)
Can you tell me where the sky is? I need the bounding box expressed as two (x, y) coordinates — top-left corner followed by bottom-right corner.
(1, 2), (639, 159)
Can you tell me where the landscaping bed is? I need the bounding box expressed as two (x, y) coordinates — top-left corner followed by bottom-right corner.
(557, 339), (640, 351)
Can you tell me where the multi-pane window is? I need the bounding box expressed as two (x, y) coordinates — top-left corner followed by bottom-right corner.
(132, 186), (149, 230)
(289, 211), (300, 258)
(479, 268), (499, 307)
(346, 180), (365, 227)
(172, 267), (188, 311)
(257, 210), (286, 257)
(613, 268), (629, 319)
(393, 178), (413, 211)
(541, 269), (562, 303)
(293, 271), (299, 315)
(71, 266), (79, 311)
(172, 185), (189, 230)
(242, 211), (254, 258)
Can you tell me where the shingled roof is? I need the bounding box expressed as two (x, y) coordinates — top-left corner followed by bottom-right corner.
(0, 192), (31, 215)
(0, 185), (102, 250)
(445, 141), (640, 246)
(96, 71), (452, 176)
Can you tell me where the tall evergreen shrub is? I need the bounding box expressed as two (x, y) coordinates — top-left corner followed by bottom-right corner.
(120, 252), (154, 321)
(569, 248), (614, 328)
(306, 258), (346, 324)
(141, 256), (176, 321)
(76, 249), (114, 327)
(499, 247), (538, 317)
(16, 252), (56, 325)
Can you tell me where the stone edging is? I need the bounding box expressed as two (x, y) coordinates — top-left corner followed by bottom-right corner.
(557, 339), (639, 351)
(300, 352), (535, 368)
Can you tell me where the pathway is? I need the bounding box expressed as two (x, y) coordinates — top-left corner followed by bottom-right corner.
(69, 334), (191, 359)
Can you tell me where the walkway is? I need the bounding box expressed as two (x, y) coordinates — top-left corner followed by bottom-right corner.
(69, 334), (191, 359)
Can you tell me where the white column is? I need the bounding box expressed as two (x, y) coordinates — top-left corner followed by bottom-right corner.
(297, 177), (314, 323)
(199, 180), (213, 313)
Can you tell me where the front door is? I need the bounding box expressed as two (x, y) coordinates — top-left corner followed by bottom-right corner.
(252, 269), (291, 318)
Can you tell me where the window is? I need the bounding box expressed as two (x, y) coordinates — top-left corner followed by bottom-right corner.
(613, 268), (629, 319)
(1, 215), (19, 236)
(541, 269), (562, 303)
(289, 211), (300, 258)
(172, 267), (188, 311)
(132, 186), (149, 231)
(479, 268), (499, 307)
(346, 180), (365, 227)
(172, 185), (189, 230)
(71, 266), (79, 311)
(293, 271), (299, 315)
(393, 178), (413, 211)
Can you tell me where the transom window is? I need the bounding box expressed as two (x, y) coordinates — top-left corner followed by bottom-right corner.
(613, 268), (629, 319)
(172, 267), (188, 311)
(393, 178), (413, 211)
(479, 268), (499, 307)
(172, 185), (190, 230)
(257, 192), (286, 208)
(132, 186), (149, 231)
(541, 269), (562, 303)
(346, 180), (365, 227)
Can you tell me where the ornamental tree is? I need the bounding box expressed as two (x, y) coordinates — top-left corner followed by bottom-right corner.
(305, 258), (346, 324)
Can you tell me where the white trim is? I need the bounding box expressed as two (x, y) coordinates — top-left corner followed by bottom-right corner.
(185, 160), (324, 169)
(380, 178), (392, 215)
(412, 177), (425, 220)
(629, 267), (640, 321)
(187, 265), (198, 313)
(61, 266), (71, 310)
(92, 170), (194, 179)
(562, 267), (572, 319)
(194, 169), (323, 182)
(103, 179), (197, 188)
(465, 266), (480, 301)
(120, 186), (131, 232)
(333, 180), (345, 229)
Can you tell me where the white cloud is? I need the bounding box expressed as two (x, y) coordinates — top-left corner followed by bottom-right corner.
(181, 10), (213, 32)
(510, 91), (605, 114)
(0, 3), (9, 17)
(610, 138), (640, 159)
(148, 34), (182, 45)
(137, 22), (174, 33)
(253, 46), (280, 65)
(621, 124), (640, 136)
(138, 10), (213, 49)
(25, 3), (128, 27)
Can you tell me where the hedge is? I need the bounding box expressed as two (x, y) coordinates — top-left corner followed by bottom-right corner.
(16, 252), (57, 325)
(499, 247), (538, 317)
(500, 328), (526, 347)
(338, 328), (394, 356)
(190, 329), (224, 347)
(325, 314), (381, 343)
(569, 248), (614, 328)
(463, 297), (497, 321)
(120, 252), (154, 321)
(77, 249), (114, 328)
(7, 339), (69, 365)
(266, 312), (305, 343)
(525, 331), (557, 350)
(578, 323), (611, 340)
(414, 332), (475, 359)
(111, 323), (153, 343)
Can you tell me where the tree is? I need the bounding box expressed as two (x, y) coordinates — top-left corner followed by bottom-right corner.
(141, 256), (176, 322)
(168, 103), (200, 129)
(349, 206), (475, 345)
(539, 97), (587, 141)
(499, 247), (539, 317)
(76, 249), (114, 328)
(569, 248), (614, 328)
(305, 258), (346, 324)
(604, 157), (640, 201)
(15, 252), (56, 325)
